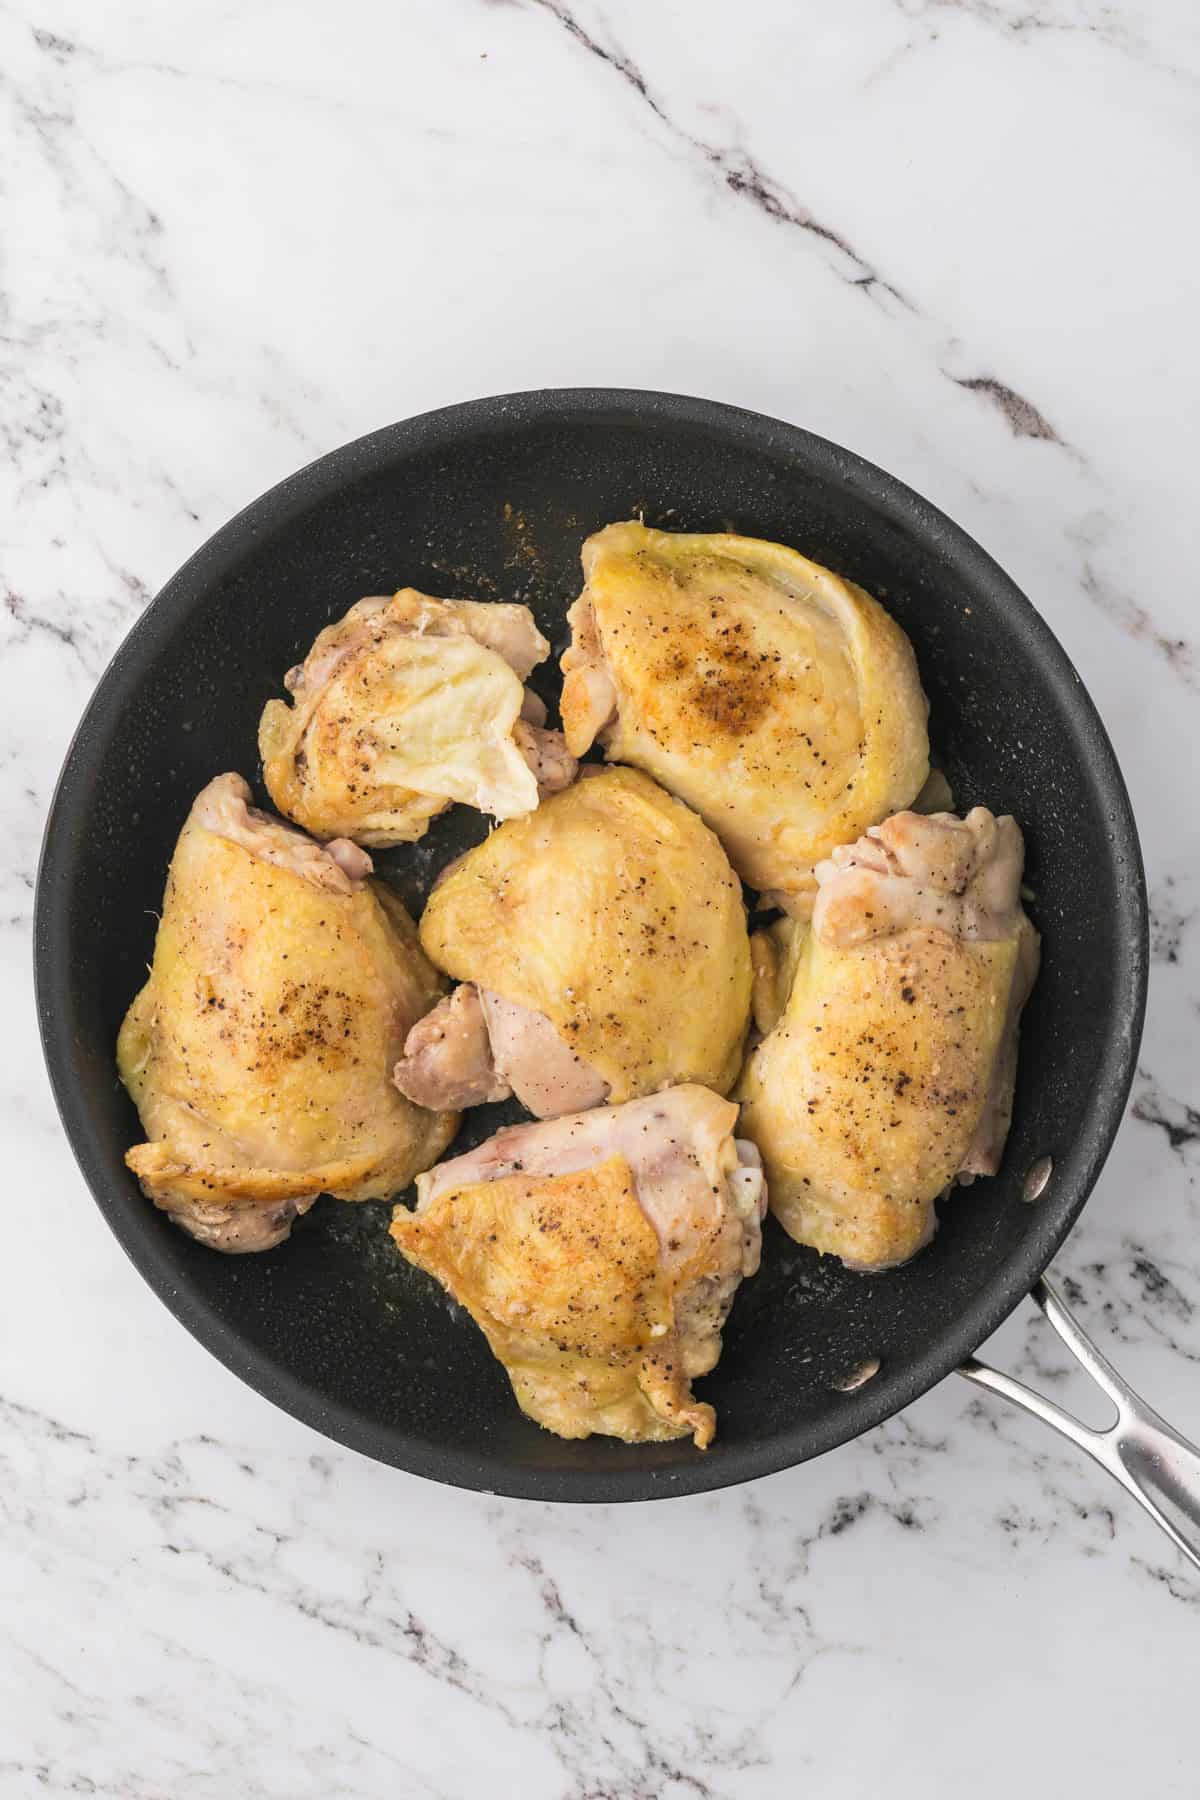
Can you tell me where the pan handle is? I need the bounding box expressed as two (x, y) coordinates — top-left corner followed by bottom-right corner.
(958, 1277), (1200, 1575)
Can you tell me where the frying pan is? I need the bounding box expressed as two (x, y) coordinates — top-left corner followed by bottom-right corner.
(35, 389), (1200, 1559)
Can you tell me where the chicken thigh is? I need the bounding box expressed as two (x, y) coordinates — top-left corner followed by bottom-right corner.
(395, 767), (753, 1117)
(738, 808), (1039, 1270)
(117, 774), (459, 1252)
(560, 522), (930, 913)
(390, 1086), (766, 1446)
(259, 590), (575, 845)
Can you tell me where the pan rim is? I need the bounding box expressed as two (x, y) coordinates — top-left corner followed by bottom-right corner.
(34, 387), (1149, 1503)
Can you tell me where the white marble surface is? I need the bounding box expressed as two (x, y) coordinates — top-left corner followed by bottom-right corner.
(4, 1), (1200, 1793)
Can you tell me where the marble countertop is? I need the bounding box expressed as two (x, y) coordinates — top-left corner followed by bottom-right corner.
(5, 1), (1200, 1794)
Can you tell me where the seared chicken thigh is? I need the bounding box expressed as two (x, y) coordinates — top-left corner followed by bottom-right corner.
(739, 808), (1039, 1270)
(391, 1086), (765, 1445)
(117, 775), (458, 1252)
(259, 591), (575, 846)
(395, 767), (753, 1117)
(560, 523), (930, 913)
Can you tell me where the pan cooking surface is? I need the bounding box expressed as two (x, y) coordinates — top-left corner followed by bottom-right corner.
(35, 391), (1146, 1500)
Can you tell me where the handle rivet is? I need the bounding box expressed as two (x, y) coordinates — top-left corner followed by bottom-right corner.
(1023, 1155), (1053, 1202)
(833, 1356), (881, 1392)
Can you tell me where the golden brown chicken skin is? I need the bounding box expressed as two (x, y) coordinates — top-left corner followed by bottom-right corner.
(116, 774), (458, 1252)
(259, 590), (574, 846)
(560, 522), (930, 912)
(390, 1086), (766, 1446)
(401, 767), (753, 1116)
(738, 808), (1039, 1270)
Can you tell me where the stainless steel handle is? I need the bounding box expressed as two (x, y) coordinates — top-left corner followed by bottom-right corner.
(959, 1277), (1200, 1574)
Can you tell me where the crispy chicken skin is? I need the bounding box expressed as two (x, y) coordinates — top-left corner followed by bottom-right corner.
(390, 1086), (765, 1446)
(116, 775), (459, 1252)
(407, 767), (753, 1114)
(258, 591), (575, 846)
(560, 523), (930, 913)
(738, 808), (1039, 1270)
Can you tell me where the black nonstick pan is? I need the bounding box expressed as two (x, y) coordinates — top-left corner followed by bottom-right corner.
(38, 389), (1199, 1552)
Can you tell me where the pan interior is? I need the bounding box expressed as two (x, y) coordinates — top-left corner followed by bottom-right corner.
(36, 394), (1145, 1500)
